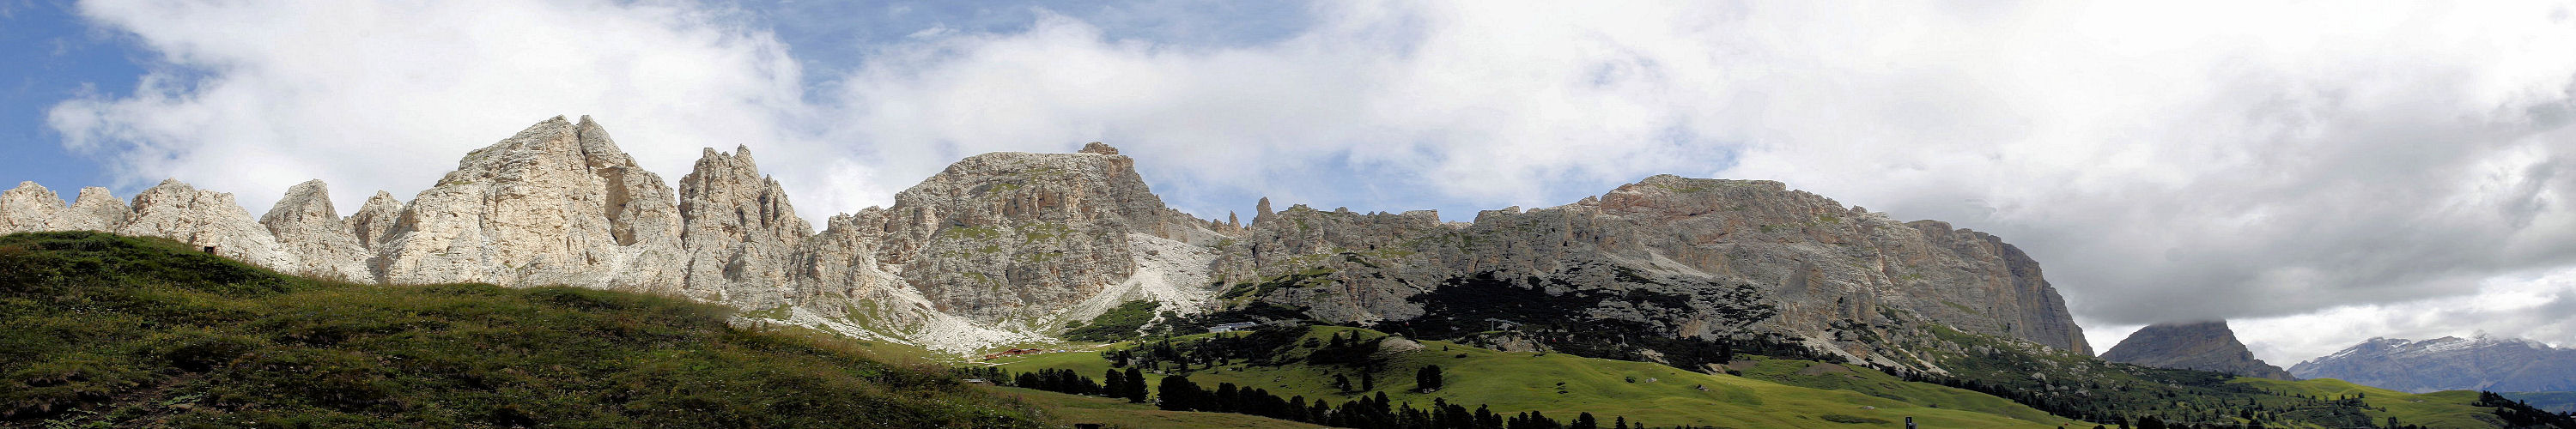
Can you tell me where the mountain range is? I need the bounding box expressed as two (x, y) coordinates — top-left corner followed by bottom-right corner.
(0, 115), (2089, 368)
(2293, 335), (2576, 393)
(12, 115), (2576, 427)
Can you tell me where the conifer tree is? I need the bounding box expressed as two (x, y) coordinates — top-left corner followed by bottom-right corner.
(1121, 367), (1148, 402)
(1103, 369), (1126, 398)
(1157, 373), (1205, 411)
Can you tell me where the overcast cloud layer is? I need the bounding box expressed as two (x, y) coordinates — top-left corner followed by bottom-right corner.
(41, 1), (2576, 363)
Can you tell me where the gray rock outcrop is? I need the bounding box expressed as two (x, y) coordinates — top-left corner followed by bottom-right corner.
(2099, 321), (2295, 380)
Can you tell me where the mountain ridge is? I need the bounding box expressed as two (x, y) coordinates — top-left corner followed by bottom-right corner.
(0, 115), (2091, 365)
(2292, 335), (2576, 393)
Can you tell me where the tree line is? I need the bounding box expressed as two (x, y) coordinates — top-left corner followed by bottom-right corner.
(971, 365), (1755, 429)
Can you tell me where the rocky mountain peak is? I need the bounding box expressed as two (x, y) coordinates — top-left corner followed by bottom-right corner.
(259, 179), (338, 227)
(51, 186), (129, 232)
(259, 179), (370, 280)
(1078, 142), (1121, 155)
(676, 144), (812, 304)
(875, 147), (1199, 326)
(2099, 321), (2294, 380)
(377, 116), (683, 289)
(681, 145), (811, 244)
(0, 181), (61, 233)
(347, 190), (404, 250)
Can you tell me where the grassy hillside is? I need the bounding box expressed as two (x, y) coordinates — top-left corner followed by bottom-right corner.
(2232, 378), (2510, 428)
(1724, 355), (2060, 423)
(0, 231), (1045, 427)
(987, 325), (2071, 428)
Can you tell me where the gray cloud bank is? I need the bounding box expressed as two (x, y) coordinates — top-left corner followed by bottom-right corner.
(42, 1), (2576, 363)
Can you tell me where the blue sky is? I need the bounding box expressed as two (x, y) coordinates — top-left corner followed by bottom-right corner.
(1, 0), (141, 191)
(6, 0), (2576, 364)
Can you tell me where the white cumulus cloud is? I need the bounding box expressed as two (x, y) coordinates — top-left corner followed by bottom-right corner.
(47, 0), (847, 215)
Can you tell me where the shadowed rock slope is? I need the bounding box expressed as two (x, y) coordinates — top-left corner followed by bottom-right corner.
(2100, 321), (2295, 380)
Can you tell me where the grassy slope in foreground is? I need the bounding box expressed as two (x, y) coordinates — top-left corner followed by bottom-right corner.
(2231, 378), (2508, 428)
(0, 231), (1043, 427)
(989, 326), (2071, 428)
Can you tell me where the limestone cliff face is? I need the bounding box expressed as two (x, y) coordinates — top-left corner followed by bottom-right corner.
(259, 180), (373, 281)
(2100, 321), (2294, 380)
(1205, 175), (2093, 366)
(677, 146), (812, 305)
(871, 147), (1170, 327)
(371, 116), (685, 292)
(346, 191), (404, 251)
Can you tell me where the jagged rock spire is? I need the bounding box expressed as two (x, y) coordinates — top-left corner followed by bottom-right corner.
(51, 187), (130, 232)
(347, 190), (404, 250)
(261, 179), (371, 281)
(677, 144), (812, 304)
